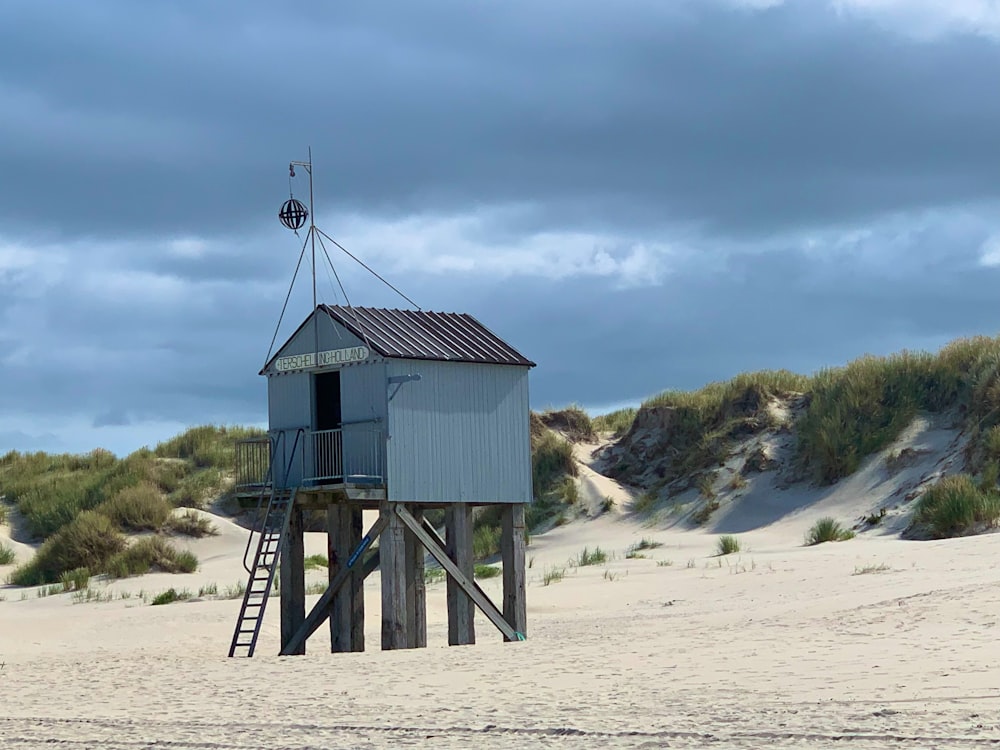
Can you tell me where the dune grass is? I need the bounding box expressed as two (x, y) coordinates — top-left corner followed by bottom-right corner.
(153, 425), (264, 469)
(474, 564), (501, 579)
(910, 474), (1000, 538)
(592, 407), (638, 438)
(103, 537), (198, 579)
(610, 336), (1000, 504)
(0, 426), (254, 540)
(9, 511), (126, 586)
(0, 542), (15, 565)
(151, 587), (192, 606)
(575, 546), (608, 566)
(716, 535), (741, 555)
(538, 406), (596, 442)
(613, 370), (805, 486)
(164, 509), (218, 537)
(96, 482), (173, 532)
(805, 517), (855, 546)
(542, 566), (565, 585)
(304, 554), (328, 570)
(59, 566), (91, 591)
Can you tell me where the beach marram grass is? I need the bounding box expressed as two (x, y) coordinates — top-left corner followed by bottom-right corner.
(805, 517), (855, 546)
(909, 474), (1000, 538)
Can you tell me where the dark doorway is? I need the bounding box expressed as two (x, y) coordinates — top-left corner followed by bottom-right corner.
(314, 371), (342, 431)
(313, 371), (342, 481)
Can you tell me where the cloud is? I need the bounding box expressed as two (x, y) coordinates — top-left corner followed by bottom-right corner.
(834, 0), (1000, 39)
(2, 1), (1000, 244)
(2, 1), (1000, 454)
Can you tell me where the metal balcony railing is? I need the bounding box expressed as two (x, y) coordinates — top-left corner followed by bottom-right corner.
(235, 421), (384, 492)
(235, 437), (272, 494)
(303, 422), (384, 485)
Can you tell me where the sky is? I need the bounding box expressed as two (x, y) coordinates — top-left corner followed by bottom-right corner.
(3, 0), (1000, 455)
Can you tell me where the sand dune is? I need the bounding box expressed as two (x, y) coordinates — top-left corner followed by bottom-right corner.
(3, 429), (1000, 748)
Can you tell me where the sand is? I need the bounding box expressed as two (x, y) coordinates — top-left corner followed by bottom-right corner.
(3, 431), (1000, 748)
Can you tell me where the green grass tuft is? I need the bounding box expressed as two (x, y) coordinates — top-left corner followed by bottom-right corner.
(538, 406), (596, 442)
(716, 535), (741, 555)
(168, 468), (224, 508)
(164, 509), (218, 537)
(0, 542), (15, 565)
(532, 430), (576, 499)
(691, 499), (720, 525)
(96, 482), (173, 532)
(472, 523), (502, 561)
(575, 546), (608, 566)
(10, 511), (126, 586)
(151, 587), (191, 605)
(153, 425), (264, 469)
(474, 564), (501, 579)
(805, 517), (855, 546)
(542, 566), (565, 585)
(59, 566), (90, 591)
(103, 537), (199, 579)
(592, 407), (638, 438)
(304, 554), (328, 570)
(911, 474), (1000, 538)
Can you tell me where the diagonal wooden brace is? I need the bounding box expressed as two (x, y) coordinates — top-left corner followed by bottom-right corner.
(280, 514), (388, 655)
(394, 505), (520, 642)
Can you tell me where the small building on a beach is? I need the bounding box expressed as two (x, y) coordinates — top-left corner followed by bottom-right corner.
(231, 303), (534, 658)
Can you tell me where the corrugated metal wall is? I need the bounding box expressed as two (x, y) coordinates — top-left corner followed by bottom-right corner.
(340, 361), (388, 480)
(385, 359), (531, 503)
(267, 372), (311, 486)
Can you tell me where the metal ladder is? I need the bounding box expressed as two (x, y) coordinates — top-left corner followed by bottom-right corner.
(228, 487), (297, 657)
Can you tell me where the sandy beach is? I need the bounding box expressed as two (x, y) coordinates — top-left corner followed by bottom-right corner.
(3, 467), (1000, 750)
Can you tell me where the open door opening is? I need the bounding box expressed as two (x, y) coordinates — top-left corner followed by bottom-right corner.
(313, 370), (342, 481)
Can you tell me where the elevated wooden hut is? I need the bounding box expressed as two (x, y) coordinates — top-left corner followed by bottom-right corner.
(229, 303), (534, 656)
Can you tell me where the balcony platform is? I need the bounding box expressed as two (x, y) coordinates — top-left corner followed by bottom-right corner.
(234, 481), (387, 510)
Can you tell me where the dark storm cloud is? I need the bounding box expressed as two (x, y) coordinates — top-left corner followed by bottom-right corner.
(4, 0), (1000, 455)
(2, 1), (1000, 242)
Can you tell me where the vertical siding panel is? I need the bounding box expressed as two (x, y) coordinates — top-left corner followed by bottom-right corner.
(385, 359), (531, 504)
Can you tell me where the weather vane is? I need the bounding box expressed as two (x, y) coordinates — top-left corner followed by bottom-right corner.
(279, 153), (312, 232)
(264, 147), (421, 371)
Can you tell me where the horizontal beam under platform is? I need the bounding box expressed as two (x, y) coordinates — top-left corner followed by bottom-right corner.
(295, 484), (387, 509)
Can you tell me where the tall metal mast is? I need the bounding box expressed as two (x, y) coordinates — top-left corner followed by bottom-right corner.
(289, 148), (318, 362)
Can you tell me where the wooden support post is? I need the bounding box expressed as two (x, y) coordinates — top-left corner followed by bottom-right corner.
(404, 505), (427, 648)
(395, 505), (518, 642)
(380, 501), (408, 650)
(280, 506), (306, 655)
(348, 504), (365, 652)
(445, 503), (476, 645)
(328, 503), (365, 653)
(281, 513), (387, 656)
(501, 503), (527, 641)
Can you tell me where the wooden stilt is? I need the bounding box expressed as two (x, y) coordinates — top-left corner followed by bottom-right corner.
(395, 505), (518, 641)
(404, 505), (427, 648)
(445, 503), (475, 645)
(348, 503), (365, 652)
(328, 502), (366, 653)
(327, 504), (349, 653)
(380, 501), (408, 650)
(501, 503), (527, 641)
(280, 513), (387, 656)
(280, 506), (306, 655)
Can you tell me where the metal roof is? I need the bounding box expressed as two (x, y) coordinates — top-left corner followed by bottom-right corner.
(319, 305), (535, 367)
